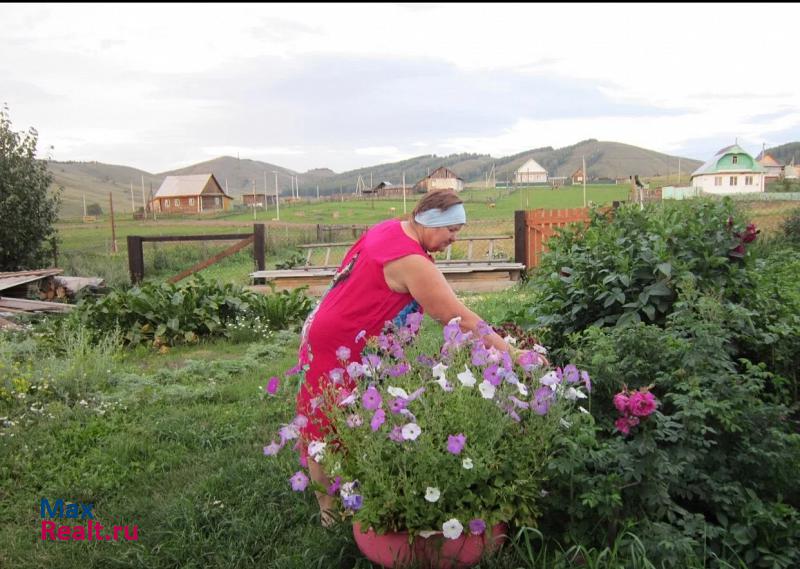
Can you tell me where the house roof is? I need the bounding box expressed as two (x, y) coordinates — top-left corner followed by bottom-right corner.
(516, 158), (547, 174)
(690, 144), (765, 177)
(154, 174), (231, 199)
(419, 167), (463, 182)
(757, 154), (782, 167)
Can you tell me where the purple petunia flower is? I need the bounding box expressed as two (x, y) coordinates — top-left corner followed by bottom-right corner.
(407, 387), (425, 402)
(388, 363), (410, 378)
(417, 354), (436, 368)
(389, 398), (407, 414)
(289, 471), (309, 491)
(405, 311), (424, 332)
(343, 494), (363, 510)
(335, 346), (351, 362)
(447, 433), (467, 454)
(355, 330), (367, 343)
(388, 425), (405, 442)
(347, 361), (365, 379)
(362, 386), (382, 410)
(469, 519), (487, 535)
(327, 476), (342, 496)
(263, 440), (283, 456)
(563, 364), (580, 383)
(581, 370), (592, 392)
(346, 414), (363, 428)
(265, 376), (280, 395)
(370, 408), (386, 431)
(531, 386), (554, 415)
(471, 345), (488, 366)
(284, 363), (303, 377)
(483, 364), (502, 387)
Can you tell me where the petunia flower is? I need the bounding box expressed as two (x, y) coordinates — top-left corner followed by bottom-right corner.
(346, 361), (365, 379)
(343, 494), (363, 510)
(355, 330), (367, 343)
(387, 386), (409, 398)
(431, 362), (448, 380)
(462, 457), (474, 469)
(329, 368), (345, 384)
(483, 364), (502, 387)
(335, 346), (351, 362)
(346, 414), (363, 428)
(389, 398), (407, 414)
(327, 476), (342, 496)
(469, 519), (486, 535)
(362, 386), (382, 410)
(307, 441), (326, 463)
(565, 387), (588, 401)
(263, 440), (283, 456)
(388, 425), (405, 442)
(401, 423), (421, 441)
(457, 366), (476, 388)
(563, 364), (580, 383)
(540, 370), (560, 390)
(442, 518), (464, 540)
(424, 487), (441, 503)
(289, 471), (309, 492)
(447, 433), (466, 454)
(370, 409), (386, 431)
(478, 380), (496, 399)
(265, 376), (280, 395)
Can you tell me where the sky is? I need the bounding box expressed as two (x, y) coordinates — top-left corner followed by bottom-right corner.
(2, 3), (799, 174)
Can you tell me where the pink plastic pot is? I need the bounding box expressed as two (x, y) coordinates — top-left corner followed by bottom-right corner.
(352, 521), (508, 569)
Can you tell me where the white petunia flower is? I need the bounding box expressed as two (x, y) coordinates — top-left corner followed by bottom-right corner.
(540, 371), (560, 391)
(442, 518), (464, 540)
(560, 418), (572, 429)
(401, 423), (421, 441)
(516, 381), (529, 397)
(579, 406), (590, 414)
(478, 381), (496, 400)
(307, 441), (326, 463)
(462, 457), (474, 469)
(418, 530), (439, 538)
(457, 366), (476, 388)
(387, 386), (409, 398)
(424, 487), (441, 502)
(432, 363), (448, 380)
(565, 387), (588, 401)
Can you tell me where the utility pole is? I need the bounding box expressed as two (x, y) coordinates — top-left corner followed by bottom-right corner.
(264, 171), (268, 211)
(678, 158), (681, 186)
(316, 185), (319, 200)
(252, 180), (257, 220)
(109, 193), (117, 253)
(402, 172), (407, 214)
(82, 193), (87, 217)
(140, 175), (146, 219)
(130, 182), (135, 214)
(582, 155), (587, 208)
(273, 171), (280, 221)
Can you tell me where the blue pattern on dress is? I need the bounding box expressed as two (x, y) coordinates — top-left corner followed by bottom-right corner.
(393, 300), (421, 328)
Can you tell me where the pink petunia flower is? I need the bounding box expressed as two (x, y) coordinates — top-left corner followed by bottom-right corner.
(362, 386), (382, 410)
(265, 376), (280, 396)
(289, 470), (309, 491)
(370, 409), (386, 431)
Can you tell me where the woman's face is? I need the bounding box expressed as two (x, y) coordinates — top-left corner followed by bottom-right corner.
(422, 224), (464, 252)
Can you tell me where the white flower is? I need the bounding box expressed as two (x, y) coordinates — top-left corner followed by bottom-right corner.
(339, 392), (357, 406)
(515, 381), (529, 397)
(579, 406), (590, 414)
(478, 381), (496, 400)
(387, 386), (409, 398)
(434, 377), (453, 391)
(431, 362), (448, 380)
(418, 530), (439, 539)
(540, 371), (560, 391)
(307, 441), (326, 463)
(565, 387), (588, 401)
(401, 423), (421, 441)
(533, 344), (548, 354)
(462, 457), (474, 469)
(442, 518), (464, 540)
(503, 335), (517, 345)
(457, 366), (476, 388)
(424, 487), (440, 502)
(560, 418), (572, 429)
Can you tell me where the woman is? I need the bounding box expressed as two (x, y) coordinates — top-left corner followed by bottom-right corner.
(296, 189), (519, 524)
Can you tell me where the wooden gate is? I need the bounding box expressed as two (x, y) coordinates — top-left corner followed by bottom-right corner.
(514, 208), (591, 268)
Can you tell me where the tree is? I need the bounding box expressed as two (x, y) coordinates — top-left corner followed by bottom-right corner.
(0, 104), (61, 270)
(86, 202), (103, 216)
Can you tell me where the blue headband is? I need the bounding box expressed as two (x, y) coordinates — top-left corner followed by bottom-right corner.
(414, 203), (467, 227)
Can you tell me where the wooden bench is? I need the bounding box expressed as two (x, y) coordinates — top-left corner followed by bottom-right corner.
(250, 235), (525, 296)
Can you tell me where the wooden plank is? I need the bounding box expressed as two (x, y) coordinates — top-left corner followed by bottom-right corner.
(140, 234), (250, 243)
(167, 235), (254, 284)
(0, 297), (73, 313)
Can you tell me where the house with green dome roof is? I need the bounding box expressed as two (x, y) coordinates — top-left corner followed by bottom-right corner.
(690, 144), (765, 194)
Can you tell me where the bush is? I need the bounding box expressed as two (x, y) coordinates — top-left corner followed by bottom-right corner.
(782, 207), (800, 243)
(521, 199), (757, 353)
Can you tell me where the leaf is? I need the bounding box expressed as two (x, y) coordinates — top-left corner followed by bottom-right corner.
(647, 281), (672, 297)
(656, 262), (672, 278)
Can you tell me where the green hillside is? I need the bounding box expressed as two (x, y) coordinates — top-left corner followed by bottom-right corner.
(46, 141), (713, 219)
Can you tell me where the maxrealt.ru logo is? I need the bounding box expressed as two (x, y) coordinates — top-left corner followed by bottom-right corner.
(40, 498), (138, 542)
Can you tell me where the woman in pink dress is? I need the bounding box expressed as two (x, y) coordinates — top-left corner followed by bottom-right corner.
(295, 190), (517, 524)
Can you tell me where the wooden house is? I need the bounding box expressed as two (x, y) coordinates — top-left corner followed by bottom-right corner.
(152, 174), (233, 214)
(413, 167), (464, 193)
(571, 167), (585, 184)
(514, 158), (548, 184)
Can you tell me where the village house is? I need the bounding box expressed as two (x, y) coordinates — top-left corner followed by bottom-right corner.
(571, 167), (585, 185)
(152, 174), (233, 214)
(514, 158), (548, 185)
(362, 181), (411, 198)
(756, 152), (784, 183)
(242, 193), (278, 207)
(413, 167), (464, 193)
(690, 144), (765, 195)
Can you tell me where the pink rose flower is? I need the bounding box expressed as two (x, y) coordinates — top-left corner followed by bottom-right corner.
(629, 391), (657, 417)
(613, 392), (630, 414)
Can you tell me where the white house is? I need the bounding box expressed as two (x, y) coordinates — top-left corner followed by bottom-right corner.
(690, 144), (765, 195)
(514, 158), (548, 184)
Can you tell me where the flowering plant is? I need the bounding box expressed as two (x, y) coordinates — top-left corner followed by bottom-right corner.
(612, 384), (658, 436)
(264, 313), (592, 540)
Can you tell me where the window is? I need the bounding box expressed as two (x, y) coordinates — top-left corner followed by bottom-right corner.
(215, 197), (221, 206)
(189, 198), (195, 205)
(714, 176), (722, 186)
(732, 155), (738, 164)
(174, 199), (181, 207)
(165, 199), (170, 208)
(730, 176), (738, 186)
(745, 176), (753, 185)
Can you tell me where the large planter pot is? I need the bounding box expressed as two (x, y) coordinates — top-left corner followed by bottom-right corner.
(352, 521), (508, 569)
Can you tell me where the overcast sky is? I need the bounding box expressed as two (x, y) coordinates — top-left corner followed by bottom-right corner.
(3, 3), (799, 174)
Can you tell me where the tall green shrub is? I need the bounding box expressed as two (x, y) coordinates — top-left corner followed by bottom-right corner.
(0, 104), (61, 270)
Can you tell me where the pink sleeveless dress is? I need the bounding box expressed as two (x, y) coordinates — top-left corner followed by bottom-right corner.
(296, 219), (431, 441)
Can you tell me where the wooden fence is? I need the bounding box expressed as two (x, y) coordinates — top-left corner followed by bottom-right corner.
(127, 224), (265, 284)
(514, 208), (592, 268)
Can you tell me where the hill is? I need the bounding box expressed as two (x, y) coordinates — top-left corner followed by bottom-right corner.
(763, 141), (800, 165)
(47, 141), (709, 217)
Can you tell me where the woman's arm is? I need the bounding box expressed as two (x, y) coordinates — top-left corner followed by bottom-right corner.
(384, 255), (511, 352)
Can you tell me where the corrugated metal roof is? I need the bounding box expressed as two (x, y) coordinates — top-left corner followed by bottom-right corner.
(0, 269), (63, 293)
(690, 144), (765, 177)
(154, 174), (231, 198)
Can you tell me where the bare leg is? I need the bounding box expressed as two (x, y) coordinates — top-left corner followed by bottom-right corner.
(308, 459), (336, 527)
